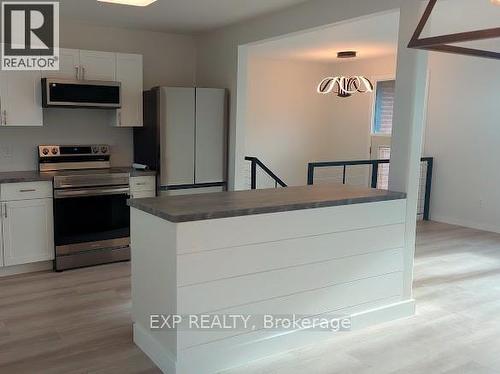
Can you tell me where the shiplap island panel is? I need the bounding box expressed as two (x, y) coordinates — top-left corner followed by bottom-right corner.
(129, 185), (412, 374)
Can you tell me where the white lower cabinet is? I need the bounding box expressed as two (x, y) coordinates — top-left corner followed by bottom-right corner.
(1, 198), (54, 266)
(0, 182), (54, 267)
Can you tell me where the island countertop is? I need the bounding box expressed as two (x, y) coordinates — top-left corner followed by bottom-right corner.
(128, 184), (406, 223)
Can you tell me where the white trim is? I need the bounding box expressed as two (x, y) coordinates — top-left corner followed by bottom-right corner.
(234, 45), (250, 191)
(233, 9), (401, 190)
(134, 324), (177, 374)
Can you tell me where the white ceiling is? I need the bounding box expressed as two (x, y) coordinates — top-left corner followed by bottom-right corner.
(59, 0), (312, 33)
(248, 11), (400, 63)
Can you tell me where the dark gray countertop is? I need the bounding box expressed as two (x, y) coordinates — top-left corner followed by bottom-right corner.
(128, 184), (406, 223)
(0, 171), (54, 184)
(0, 168), (156, 184)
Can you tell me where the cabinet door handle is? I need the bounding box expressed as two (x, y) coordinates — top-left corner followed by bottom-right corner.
(3, 203), (7, 219)
(75, 66), (80, 80)
(81, 66), (85, 80)
(19, 189), (36, 193)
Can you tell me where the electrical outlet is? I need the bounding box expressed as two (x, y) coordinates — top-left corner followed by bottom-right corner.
(0, 145), (12, 159)
(3, 145), (12, 157)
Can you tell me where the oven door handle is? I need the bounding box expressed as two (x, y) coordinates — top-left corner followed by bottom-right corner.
(55, 187), (130, 199)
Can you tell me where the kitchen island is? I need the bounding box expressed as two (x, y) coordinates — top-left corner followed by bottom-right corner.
(128, 184), (413, 374)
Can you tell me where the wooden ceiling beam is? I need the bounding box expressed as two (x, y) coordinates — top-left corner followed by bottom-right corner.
(408, 0), (500, 60)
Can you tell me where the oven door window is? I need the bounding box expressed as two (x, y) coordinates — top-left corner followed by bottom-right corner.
(54, 193), (130, 246)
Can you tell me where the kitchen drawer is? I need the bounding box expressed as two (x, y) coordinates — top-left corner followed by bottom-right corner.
(130, 176), (156, 192)
(0, 181), (53, 201)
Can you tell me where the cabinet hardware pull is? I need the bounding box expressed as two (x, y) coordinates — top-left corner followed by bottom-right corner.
(75, 66), (79, 80)
(3, 204), (7, 219)
(19, 189), (36, 193)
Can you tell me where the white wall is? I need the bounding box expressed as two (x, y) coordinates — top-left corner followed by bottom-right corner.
(0, 20), (196, 172)
(424, 52), (500, 233)
(244, 55), (396, 187)
(245, 58), (333, 187)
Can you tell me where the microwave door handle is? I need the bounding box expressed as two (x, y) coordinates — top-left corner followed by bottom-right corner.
(55, 187), (130, 199)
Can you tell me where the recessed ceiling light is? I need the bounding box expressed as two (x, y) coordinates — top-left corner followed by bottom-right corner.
(97, 0), (157, 6)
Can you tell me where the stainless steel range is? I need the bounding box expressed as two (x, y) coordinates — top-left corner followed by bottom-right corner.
(39, 145), (131, 271)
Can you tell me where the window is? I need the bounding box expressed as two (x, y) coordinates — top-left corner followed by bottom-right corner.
(372, 80), (395, 135)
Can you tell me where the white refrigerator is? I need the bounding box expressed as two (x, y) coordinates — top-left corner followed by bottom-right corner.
(134, 87), (228, 195)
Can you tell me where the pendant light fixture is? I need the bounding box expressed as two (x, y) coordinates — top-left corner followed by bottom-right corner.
(317, 51), (374, 98)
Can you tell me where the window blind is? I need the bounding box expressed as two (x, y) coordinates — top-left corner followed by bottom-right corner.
(373, 80), (395, 135)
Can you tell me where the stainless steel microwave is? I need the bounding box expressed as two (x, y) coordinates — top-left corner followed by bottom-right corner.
(41, 78), (121, 109)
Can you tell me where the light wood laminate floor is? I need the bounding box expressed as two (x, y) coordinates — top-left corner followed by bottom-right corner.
(1, 221), (500, 373)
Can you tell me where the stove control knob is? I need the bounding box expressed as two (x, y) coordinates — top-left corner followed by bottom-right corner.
(51, 147), (59, 155)
(42, 148), (50, 156)
(101, 146), (108, 154)
(92, 146), (99, 154)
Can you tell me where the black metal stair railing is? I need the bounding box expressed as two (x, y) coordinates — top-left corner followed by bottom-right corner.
(307, 157), (434, 221)
(245, 157), (288, 189)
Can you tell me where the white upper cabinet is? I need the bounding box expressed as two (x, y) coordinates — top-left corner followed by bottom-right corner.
(114, 53), (143, 127)
(0, 70), (43, 127)
(79, 50), (116, 81)
(41, 48), (80, 80)
(0, 48), (142, 128)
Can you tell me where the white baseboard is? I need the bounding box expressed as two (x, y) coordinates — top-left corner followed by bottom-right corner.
(0, 261), (53, 277)
(134, 300), (415, 374)
(134, 324), (177, 374)
(349, 299), (415, 329)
